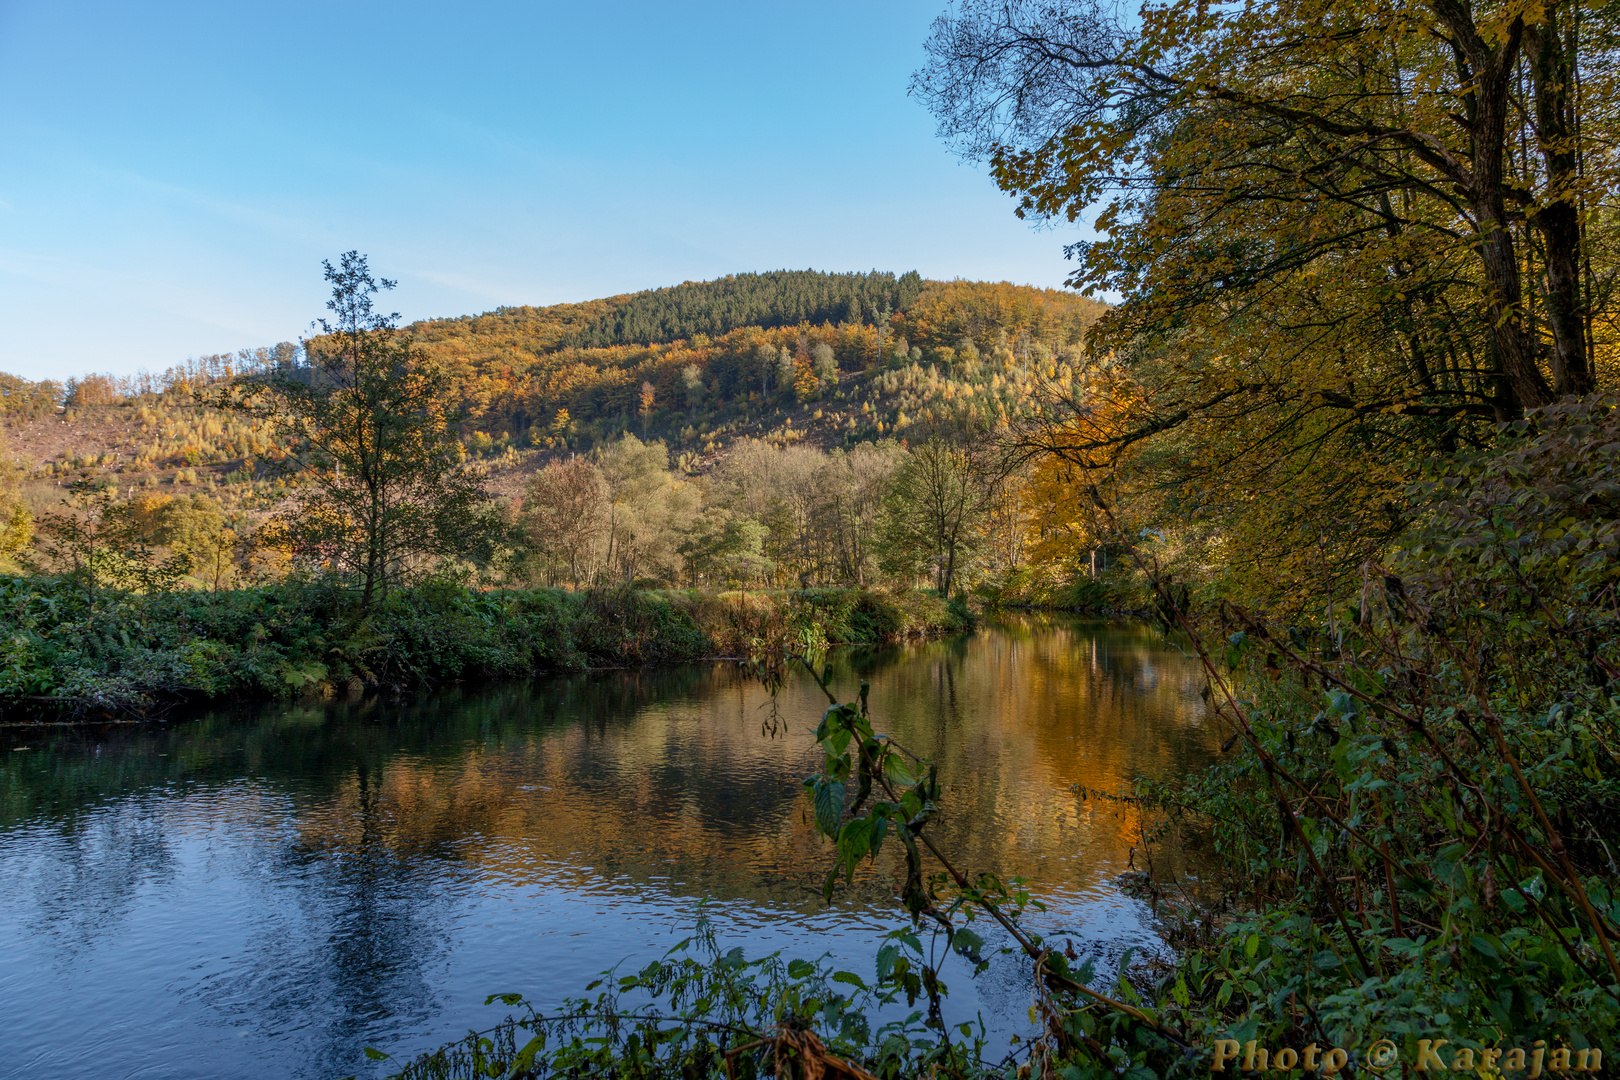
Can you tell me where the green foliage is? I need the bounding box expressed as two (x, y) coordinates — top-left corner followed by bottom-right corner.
(27, 479), (192, 608)
(976, 565), (1120, 612)
(1090, 400), (1620, 1072)
(369, 905), (987, 1080)
(786, 587), (970, 644)
(0, 578), (959, 719)
(566, 269), (925, 348)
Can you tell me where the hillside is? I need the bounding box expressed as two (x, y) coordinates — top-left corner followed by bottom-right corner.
(0, 272), (1106, 515)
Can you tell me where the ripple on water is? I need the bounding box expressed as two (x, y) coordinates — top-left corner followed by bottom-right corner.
(0, 615), (1214, 1080)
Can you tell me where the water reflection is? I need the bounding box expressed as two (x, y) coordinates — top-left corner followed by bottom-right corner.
(0, 615), (1213, 1080)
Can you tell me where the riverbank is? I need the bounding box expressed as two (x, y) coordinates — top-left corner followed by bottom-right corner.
(0, 576), (969, 722)
(976, 568), (1141, 615)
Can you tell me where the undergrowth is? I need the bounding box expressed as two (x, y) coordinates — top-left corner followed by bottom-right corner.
(363, 399), (1620, 1078)
(0, 580), (960, 720)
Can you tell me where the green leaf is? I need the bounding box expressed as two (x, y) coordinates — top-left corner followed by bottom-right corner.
(833, 971), (869, 991)
(511, 1034), (546, 1072)
(813, 778), (845, 837)
(951, 927), (986, 963)
(836, 817), (873, 873)
(788, 958), (815, 979)
(363, 1048), (388, 1061)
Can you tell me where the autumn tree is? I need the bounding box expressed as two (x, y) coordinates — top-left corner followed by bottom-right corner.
(524, 456), (610, 588)
(811, 342), (839, 396)
(708, 440), (831, 585)
(142, 494), (254, 592)
(0, 373), (66, 421)
(0, 431), (32, 568)
(916, 0), (1620, 606)
(221, 252), (493, 611)
(917, 0), (1615, 416)
(881, 439), (993, 594)
(638, 381), (656, 435)
(598, 435), (699, 584)
(822, 442), (905, 586)
(753, 342), (778, 398)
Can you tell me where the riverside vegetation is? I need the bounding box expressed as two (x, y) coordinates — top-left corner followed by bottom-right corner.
(8, 0), (1620, 1069)
(1, 257), (985, 720)
(366, 397), (1620, 1078)
(373, 0), (1613, 1072)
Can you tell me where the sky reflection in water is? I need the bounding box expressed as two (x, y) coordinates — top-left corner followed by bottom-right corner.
(0, 614), (1214, 1080)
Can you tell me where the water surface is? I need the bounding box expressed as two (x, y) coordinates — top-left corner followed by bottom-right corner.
(0, 615), (1214, 1080)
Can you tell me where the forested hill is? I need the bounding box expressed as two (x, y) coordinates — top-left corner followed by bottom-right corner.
(409, 269), (925, 355)
(402, 271), (1107, 459)
(2, 272), (1106, 488)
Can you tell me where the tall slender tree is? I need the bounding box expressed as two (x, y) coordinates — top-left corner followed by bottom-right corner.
(220, 252), (492, 610)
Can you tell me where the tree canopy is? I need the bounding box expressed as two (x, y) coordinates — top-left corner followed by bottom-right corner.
(916, 0), (1620, 608)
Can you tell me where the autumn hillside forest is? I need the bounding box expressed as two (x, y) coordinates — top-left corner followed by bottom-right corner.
(0, 267), (1111, 713)
(1, 268), (1107, 589)
(5, 0), (1620, 1075)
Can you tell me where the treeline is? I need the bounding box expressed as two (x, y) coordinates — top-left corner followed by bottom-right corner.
(0, 373), (65, 421)
(0, 345), (304, 416)
(520, 433), (1045, 597)
(0, 428), (1073, 602)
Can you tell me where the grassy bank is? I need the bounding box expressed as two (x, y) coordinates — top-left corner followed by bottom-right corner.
(0, 577), (969, 722)
(975, 565), (1129, 613)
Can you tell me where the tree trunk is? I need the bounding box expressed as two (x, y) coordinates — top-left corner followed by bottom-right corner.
(1527, 12), (1594, 396)
(1435, 1), (1552, 414)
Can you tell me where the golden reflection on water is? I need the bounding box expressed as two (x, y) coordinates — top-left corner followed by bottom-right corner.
(288, 614), (1216, 915)
(0, 614), (1219, 1080)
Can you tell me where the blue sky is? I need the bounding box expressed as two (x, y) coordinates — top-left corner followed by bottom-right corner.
(0, 1), (1085, 381)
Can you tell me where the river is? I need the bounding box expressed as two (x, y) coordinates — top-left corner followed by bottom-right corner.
(0, 614), (1215, 1080)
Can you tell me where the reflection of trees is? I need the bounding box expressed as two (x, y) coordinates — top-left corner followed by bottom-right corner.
(0, 800), (179, 962)
(3, 622), (1215, 913)
(825, 614), (1217, 893)
(0, 617), (1215, 1075)
(210, 759), (455, 1080)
